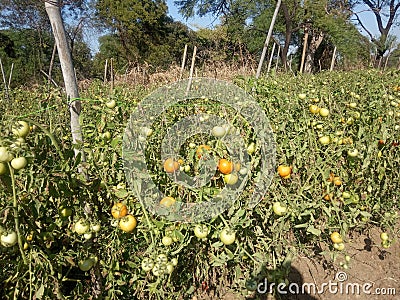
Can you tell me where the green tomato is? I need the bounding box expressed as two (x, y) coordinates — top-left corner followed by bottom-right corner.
(91, 223), (101, 233)
(170, 258), (178, 266)
(273, 202), (287, 216)
(12, 121), (30, 138)
(194, 224), (209, 239)
(246, 143), (255, 155)
(298, 93), (307, 100)
(0, 147), (10, 162)
(219, 228), (236, 245)
(155, 254), (168, 265)
(105, 99), (116, 109)
(74, 219), (90, 234)
(0, 162), (7, 175)
(223, 173), (238, 185)
(380, 232), (389, 241)
(347, 149), (359, 157)
(162, 236), (173, 246)
(333, 242), (345, 251)
(319, 136), (331, 145)
(141, 258), (154, 272)
(59, 206), (73, 218)
(11, 157), (28, 170)
(1, 231), (17, 247)
(211, 126), (226, 138)
(152, 263), (165, 276)
(165, 263), (174, 274)
(78, 257), (96, 271)
(319, 108), (330, 117)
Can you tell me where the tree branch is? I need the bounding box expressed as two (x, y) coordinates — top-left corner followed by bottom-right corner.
(363, 0), (385, 33)
(353, 13), (376, 42)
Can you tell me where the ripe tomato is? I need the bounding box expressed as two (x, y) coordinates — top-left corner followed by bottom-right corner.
(11, 157), (27, 170)
(330, 232), (343, 244)
(111, 202), (128, 219)
(74, 219), (90, 234)
(218, 158), (234, 174)
(119, 215), (137, 233)
(141, 258), (154, 272)
(219, 228), (236, 245)
(12, 121), (30, 138)
(163, 158), (180, 173)
(333, 177), (342, 186)
(194, 224), (209, 239)
(1, 231), (17, 247)
(196, 144), (211, 158)
(160, 196), (176, 207)
(223, 173), (238, 185)
(277, 165), (291, 178)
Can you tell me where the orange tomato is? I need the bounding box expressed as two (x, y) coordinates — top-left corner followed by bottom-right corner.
(196, 145), (211, 158)
(163, 158), (180, 173)
(333, 177), (342, 186)
(160, 196), (176, 207)
(111, 202), (128, 219)
(218, 158), (234, 175)
(277, 165), (291, 178)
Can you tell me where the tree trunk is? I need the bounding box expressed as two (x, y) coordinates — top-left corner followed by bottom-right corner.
(303, 31), (324, 73)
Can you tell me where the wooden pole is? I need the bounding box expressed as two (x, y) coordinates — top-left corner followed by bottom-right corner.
(330, 46), (337, 71)
(186, 46), (197, 94)
(8, 63), (14, 89)
(104, 59), (108, 84)
(267, 42), (276, 73)
(256, 0), (282, 79)
(299, 29), (308, 73)
(180, 44), (188, 80)
(0, 58), (9, 101)
(275, 44), (281, 73)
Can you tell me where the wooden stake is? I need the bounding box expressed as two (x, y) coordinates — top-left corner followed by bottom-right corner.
(267, 42), (276, 73)
(299, 29), (308, 73)
(256, 0), (282, 79)
(0, 58), (9, 101)
(330, 46), (337, 71)
(275, 44), (281, 73)
(104, 59), (108, 84)
(110, 58), (114, 93)
(180, 44), (188, 80)
(8, 63), (14, 89)
(186, 46), (197, 94)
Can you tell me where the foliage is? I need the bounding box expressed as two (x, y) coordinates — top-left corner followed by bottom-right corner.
(1, 69), (399, 299)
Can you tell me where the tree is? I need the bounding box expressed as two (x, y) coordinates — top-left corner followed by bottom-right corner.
(353, 0), (400, 59)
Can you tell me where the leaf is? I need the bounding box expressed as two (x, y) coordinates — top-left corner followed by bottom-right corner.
(306, 225), (321, 236)
(34, 284), (45, 299)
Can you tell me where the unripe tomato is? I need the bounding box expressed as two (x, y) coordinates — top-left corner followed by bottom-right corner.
(78, 256), (97, 271)
(347, 149), (358, 157)
(380, 232), (389, 241)
(74, 219), (90, 234)
(246, 143), (255, 155)
(119, 215), (137, 233)
(196, 144), (211, 158)
(165, 263), (174, 274)
(309, 105), (320, 114)
(105, 99), (116, 109)
(141, 258), (154, 272)
(0, 162), (7, 175)
(223, 173), (238, 185)
(11, 157), (27, 170)
(12, 121), (30, 138)
(160, 196), (176, 207)
(1, 231), (17, 247)
(273, 202), (287, 216)
(162, 236), (173, 246)
(194, 224), (209, 239)
(319, 108), (330, 117)
(219, 228), (236, 245)
(298, 93), (307, 100)
(319, 136), (330, 145)
(211, 126), (226, 138)
(0, 147), (10, 162)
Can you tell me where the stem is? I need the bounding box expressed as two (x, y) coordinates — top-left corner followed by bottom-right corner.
(219, 214), (230, 228)
(8, 163), (27, 264)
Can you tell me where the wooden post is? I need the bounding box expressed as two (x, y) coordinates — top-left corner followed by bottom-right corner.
(186, 46), (197, 94)
(378, 57), (382, 69)
(275, 44), (281, 73)
(256, 0), (282, 79)
(110, 58), (114, 93)
(330, 46), (337, 71)
(104, 59), (108, 84)
(0, 58), (9, 101)
(299, 29), (308, 74)
(397, 57), (400, 70)
(180, 44), (188, 80)
(267, 42), (276, 73)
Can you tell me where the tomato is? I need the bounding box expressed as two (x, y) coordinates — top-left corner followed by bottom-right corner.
(211, 126), (226, 138)
(165, 263), (174, 274)
(380, 232), (389, 241)
(59, 206), (73, 218)
(194, 224), (209, 239)
(319, 136), (330, 145)
(141, 258), (154, 272)
(196, 144), (211, 158)
(11, 157), (27, 170)
(170, 258), (178, 266)
(319, 108), (329, 117)
(277, 165), (291, 178)
(78, 256), (97, 271)
(298, 93), (307, 100)
(223, 173), (238, 185)
(330, 232), (343, 244)
(74, 219), (90, 234)
(219, 228), (236, 245)
(111, 202), (128, 219)
(91, 223), (101, 233)
(218, 158), (234, 174)
(163, 158), (180, 173)
(381, 240), (390, 249)
(189, 142), (196, 149)
(309, 105), (320, 114)
(273, 202), (287, 216)
(141, 127), (153, 137)
(152, 263), (165, 276)
(160, 196), (176, 207)
(333, 177), (342, 186)
(119, 214), (137, 232)
(105, 99), (116, 109)
(347, 149), (358, 157)
(349, 102), (357, 108)
(12, 121), (30, 138)
(84, 232), (92, 240)
(0, 147), (10, 162)
(155, 254), (168, 265)
(333, 242), (345, 251)
(1, 231), (17, 247)
(102, 131), (111, 140)
(342, 191), (351, 199)
(162, 236), (173, 246)
(246, 143), (255, 155)
(0, 162), (7, 175)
